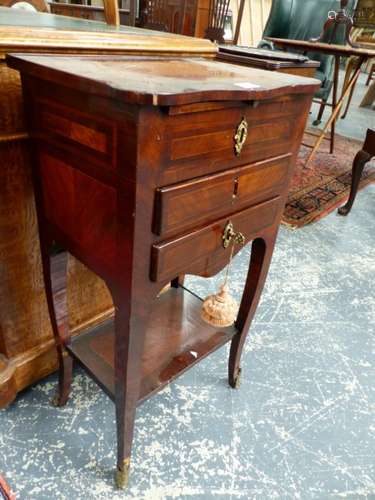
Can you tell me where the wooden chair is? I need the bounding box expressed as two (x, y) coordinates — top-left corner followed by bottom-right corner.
(338, 129), (375, 215)
(138, 0), (198, 36)
(258, 0), (357, 127)
(204, 0), (231, 43)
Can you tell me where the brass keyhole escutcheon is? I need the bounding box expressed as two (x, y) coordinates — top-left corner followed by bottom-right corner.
(222, 221), (245, 249)
(234, 117), (248, 156)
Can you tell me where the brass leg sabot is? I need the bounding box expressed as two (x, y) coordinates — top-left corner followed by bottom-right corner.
(229, 367), (242, 389)
(116, 458), (131, 489)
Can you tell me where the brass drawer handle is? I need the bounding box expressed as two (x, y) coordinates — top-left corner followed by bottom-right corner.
(234, 117), (248, 156)
(222, 221), (245, 249)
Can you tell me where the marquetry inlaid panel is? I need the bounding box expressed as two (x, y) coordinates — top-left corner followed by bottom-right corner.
(0, 64), (114, 409)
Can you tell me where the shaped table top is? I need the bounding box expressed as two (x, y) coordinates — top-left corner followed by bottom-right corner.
(7, 53), (321, 106)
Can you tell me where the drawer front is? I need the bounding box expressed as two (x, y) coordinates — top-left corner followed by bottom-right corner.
(151, 197), (281, 283)
(154, 153), (291, 237)
(160, 94), (309, 184)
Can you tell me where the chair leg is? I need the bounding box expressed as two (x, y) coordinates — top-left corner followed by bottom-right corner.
(338, 149), (372, 216)
(228, 231), (277, 388)
(313, 99), (327, 126)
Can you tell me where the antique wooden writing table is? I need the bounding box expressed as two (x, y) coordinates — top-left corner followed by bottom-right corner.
(8, 53), (318, 487)
(266, 37), (375, 165)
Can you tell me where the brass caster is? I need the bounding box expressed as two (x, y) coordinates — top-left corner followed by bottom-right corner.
(229, 368), (242, 389)
(115, 458), (130, 489)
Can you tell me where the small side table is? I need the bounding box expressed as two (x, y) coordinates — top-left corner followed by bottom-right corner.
(8, 53), (318, 488)
(338, 129), (375, 215)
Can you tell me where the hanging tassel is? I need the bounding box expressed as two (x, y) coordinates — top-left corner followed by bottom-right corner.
(201, 241), (239, 328)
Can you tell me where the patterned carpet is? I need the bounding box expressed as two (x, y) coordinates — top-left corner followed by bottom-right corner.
(283, 133), (375, 228)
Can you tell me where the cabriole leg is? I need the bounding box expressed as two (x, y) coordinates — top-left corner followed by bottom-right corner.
(228, 231), (278, 388)
(338, 150), (372, 216)
(40, 245), (73, 406)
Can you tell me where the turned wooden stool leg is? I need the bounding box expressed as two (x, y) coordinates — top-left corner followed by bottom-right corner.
(228, 230), (278, 388)
(338, 129), (375, 216)
(40, 246), (73, 406)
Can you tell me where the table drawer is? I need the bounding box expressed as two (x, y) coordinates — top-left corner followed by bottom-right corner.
(151, 196), (281, 283)
(160, 94), (309, 184)
(153, 153), (291, 237)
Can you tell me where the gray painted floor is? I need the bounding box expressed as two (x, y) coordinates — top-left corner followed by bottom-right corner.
(0, 71), (374, 500)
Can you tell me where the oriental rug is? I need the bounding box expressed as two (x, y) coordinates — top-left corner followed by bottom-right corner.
(282, 132), (375, 228)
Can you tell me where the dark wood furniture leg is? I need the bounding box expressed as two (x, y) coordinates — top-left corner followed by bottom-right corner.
(338, 128), (375, 215)
(313, 98), (328, 126)
(112, 288), (153, 489)
(40, 243), (73, 406)
(228, 229), (277, 388)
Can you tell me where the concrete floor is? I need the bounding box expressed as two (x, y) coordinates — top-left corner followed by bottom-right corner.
(0, 71), (374, 500)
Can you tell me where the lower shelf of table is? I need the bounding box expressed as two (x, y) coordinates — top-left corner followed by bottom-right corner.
(66, 286), (238, 404)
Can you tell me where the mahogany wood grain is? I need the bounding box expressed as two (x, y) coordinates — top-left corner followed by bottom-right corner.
(151, 197), (282, 282)
(10, 53), (318, 487)
(68, 286), (236, 402)
(153, 154), (292, 236)
(7, 55), (319, 106)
